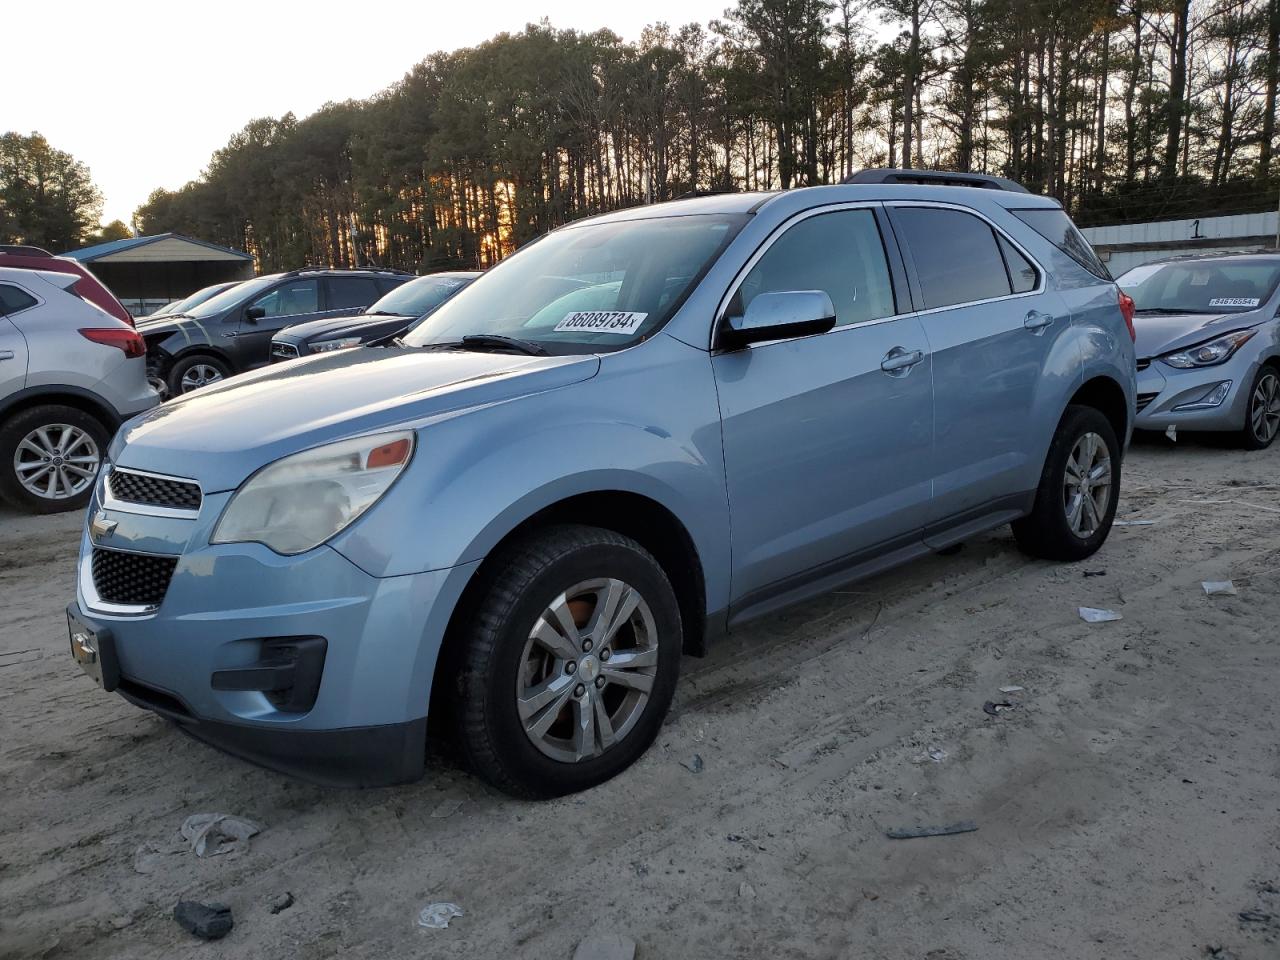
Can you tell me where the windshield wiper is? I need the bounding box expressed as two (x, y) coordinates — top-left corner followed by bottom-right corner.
(364, 310), (403, 317)
(459, 334), (549, 356)
(1134, 307), (1214, 315)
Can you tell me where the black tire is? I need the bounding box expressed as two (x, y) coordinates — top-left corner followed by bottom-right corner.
(1012, 405), (1121, 562)
(167, 354), (231, 396)
(450, 524), (682, 799)
(1237, 363), (1280, 450)
(0, 404), (109, 514)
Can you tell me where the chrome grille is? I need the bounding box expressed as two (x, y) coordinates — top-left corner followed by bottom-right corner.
(91, 548), (178, 607)
(1136, 358), (1152, 372)
(1136, 392), (1160, 413)
(270, 341), (300, 361)
(108, 468), (201, 511)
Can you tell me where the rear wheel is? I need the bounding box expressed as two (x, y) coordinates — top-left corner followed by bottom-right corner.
(1013, 405), (1120, 561)
(0, 405), (108, 514)
(167, 354), (230, 396)
(451, 524), (682, 799)
(1239, 364), (1280, 450)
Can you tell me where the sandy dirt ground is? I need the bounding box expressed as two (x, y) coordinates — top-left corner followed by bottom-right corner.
(1, 436), (1278, 960)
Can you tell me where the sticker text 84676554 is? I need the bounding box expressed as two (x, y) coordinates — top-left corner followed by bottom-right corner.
(553, 311), (648, 335)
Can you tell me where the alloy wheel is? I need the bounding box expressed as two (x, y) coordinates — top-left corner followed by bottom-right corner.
(180, 363), (224, 393)
(13, 424), (100, 501)
(1062, 431), (1112, 539)
(516, 577), (659, 763)
(1250, 371), (1280, 444)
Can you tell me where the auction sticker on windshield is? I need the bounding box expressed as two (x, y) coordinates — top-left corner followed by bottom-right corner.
(554, 311), (648, 335)
(1208, 297), (1260, 308)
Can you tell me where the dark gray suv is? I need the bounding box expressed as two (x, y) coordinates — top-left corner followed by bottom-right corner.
(138, 268), (412, 396)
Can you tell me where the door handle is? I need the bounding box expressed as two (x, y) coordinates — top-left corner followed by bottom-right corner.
(0, 350), (13, 361)
(1024, 310), (1055, 333)
(222, 331), (239, 338)
(880, 347), (924, 375)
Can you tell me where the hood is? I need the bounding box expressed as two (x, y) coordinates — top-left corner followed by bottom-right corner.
(113, 347), (600, 492)
(1133, 310), (1267, 360)
(273, 312), (413, 344)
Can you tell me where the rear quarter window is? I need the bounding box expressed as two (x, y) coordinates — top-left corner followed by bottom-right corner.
(1012, 208), (1111, 281)
(0, 283), (38, 315)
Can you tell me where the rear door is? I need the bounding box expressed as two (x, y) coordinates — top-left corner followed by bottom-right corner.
(712, 205), (935, 614)
(0, 283), (33, 401)
(887, 202), (1070, 532)
(324, 276), (382, 315)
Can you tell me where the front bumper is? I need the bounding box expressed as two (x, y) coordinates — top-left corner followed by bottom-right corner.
(1134, 354), (1259, 433)
(73, 477), (479, 786)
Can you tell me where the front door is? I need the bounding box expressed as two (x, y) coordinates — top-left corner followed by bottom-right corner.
(888, 203), (1069, 529)
(711, 206), (935, 614)
(237, 277), (323, 368)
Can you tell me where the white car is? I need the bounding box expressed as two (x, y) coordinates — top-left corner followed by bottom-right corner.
(0, 266), (158, 512)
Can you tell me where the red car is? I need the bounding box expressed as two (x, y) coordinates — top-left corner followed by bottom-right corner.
(0, 246), (134, 326)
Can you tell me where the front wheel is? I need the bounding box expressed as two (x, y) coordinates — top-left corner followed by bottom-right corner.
(451, 524), (682, 799)
(167, 354), (231, 396)
(1013, 405), (1120, 561)
(1239, 364), (1280, 450)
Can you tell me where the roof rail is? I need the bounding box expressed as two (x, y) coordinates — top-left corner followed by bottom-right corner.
(842, 168), (1031, 194)
(281, 266), (416, 278)
(0, 245), (55, 257)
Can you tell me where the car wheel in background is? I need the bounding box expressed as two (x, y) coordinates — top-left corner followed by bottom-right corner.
(1239, 364), (1280, 450)
(1013, 404), (1121, 562)
(450, 524), (682, 799)
(0, 404), (108, 514)
(167, 354), (231, 396)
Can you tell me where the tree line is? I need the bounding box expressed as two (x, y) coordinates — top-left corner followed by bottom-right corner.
(132, 0), (1280, 273)
(0, 132), (110, 252)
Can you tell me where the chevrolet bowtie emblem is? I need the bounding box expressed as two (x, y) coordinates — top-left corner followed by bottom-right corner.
(90, 513), (118, 541)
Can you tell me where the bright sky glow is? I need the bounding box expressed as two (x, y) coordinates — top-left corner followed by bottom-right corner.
(4, 0), (735, 225)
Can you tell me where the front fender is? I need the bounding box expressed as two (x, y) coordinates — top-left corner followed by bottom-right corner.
(328, 335), (732, 613)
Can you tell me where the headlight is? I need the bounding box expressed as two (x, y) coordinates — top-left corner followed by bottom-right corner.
(310, 337), (364, 353)
(1160, 329), (1256, 368)
(212, 431), (414, 554)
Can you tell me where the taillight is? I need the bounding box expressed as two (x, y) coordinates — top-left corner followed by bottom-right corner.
(1117, 289), (1136, 342)
(80, 328), (146, 358)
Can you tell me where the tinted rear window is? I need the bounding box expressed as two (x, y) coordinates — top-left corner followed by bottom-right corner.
(327, 277), (381, 310)
(0, 283), (38, 315)
(893, 207), (1011, 310)
(1012, 208), (1111, 280)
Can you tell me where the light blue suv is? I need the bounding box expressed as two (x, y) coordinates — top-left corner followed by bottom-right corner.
(67, 171), (1136, 798)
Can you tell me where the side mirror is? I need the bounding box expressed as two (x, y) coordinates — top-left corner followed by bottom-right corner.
(244, 305), (266, 322)
(719, 290), (837, 349)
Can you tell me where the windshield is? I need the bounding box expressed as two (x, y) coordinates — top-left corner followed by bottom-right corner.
(185, 275), (279, 319)
(154, 282), (236, 318)
(401, 214), (747, 353)
(370, 274), (473, 317)
(1119, 259), (1280, 314)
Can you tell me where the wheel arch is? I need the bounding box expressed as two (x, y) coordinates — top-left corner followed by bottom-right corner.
(0, 385), (120, 432)
(1069, 375), (1129, 446)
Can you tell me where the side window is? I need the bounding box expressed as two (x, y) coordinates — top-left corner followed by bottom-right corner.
(893, 207), (1012, 309)
(732, 209), (895, 328)
(0, 283), (38, 316)
(327, 277), (381, 310)
(997, 235), (1039, 294)
(251, 280), (319, 319)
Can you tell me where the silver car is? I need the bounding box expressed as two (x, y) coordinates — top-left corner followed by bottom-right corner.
(1121, 254), (1280, 448)
(0, 266), (158, 512)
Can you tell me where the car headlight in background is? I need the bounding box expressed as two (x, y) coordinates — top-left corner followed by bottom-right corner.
(310, 337), (364, 353)
(212, 431), (414, 554)
(1160, 329), (1256, 368)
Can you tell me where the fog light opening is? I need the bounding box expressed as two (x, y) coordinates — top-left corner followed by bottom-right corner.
(1174, 380), (1232, 411)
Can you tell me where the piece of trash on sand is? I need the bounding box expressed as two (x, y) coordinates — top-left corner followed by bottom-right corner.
(738, 881), (757, 899)
(180, 813), (261, 858)
(1202, 580), (1238, 596)
(1079, 607), (1123, 623)
(999, 685), (1024, 694)
(912, 745), (948, 763)
(430, 796), (464, 819)
(1165, 424), (1177, 441)
(573, 933), (638, 960)
(269, 892), (294, 915)
(680, 753), (704, 773)
(886, 821), (978, 840)
(1113, 519), (1156, 527)
(983, 700), (1014, 717)
(417, 902), (463, 929)
(1083, 569), (1107, 577)
(174, 901), (233, 941)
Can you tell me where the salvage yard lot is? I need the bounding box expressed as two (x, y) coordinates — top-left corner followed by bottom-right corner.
(2, 439), (1278, 960)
